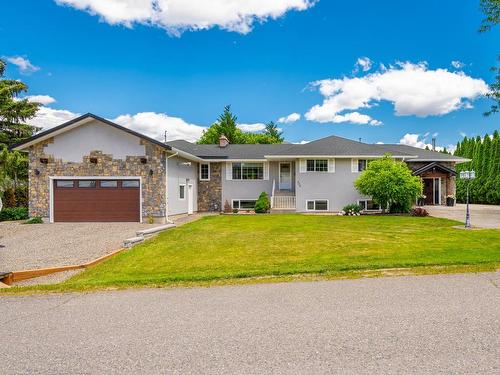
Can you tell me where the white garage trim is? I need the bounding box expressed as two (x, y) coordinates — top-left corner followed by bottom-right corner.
(48, 176), (143, 223)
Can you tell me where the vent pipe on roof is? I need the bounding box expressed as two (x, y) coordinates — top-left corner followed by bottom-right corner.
(432, 138), (436, 151)
(358, 138), (362, 143)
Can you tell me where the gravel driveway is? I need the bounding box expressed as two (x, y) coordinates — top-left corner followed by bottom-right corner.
(0, 222), (155, 271)
(425, 204), (500, 229)
(1, 272), (499, 374)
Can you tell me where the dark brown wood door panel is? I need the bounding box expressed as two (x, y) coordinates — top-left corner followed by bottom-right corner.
(54, 179), (140, 222)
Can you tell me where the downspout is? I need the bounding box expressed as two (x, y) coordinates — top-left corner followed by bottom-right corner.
(165, 152), (178, 223)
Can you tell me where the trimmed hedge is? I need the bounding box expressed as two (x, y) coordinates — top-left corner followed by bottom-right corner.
(0, 207), (29, 221)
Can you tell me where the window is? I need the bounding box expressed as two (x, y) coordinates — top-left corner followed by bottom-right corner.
(232, 199), (257, 210)
(100, 180), (118, 188)
(358, 199), (381, 211)
(306, 159), (328, 172)
(56, 180), (73, 188)
(122, 180), (139, 188)
(200, 163), (210, 181)
(78, 180), (96, 188)
(179, 184), (185, 200)
(306, 200), (328, 211)
(232, 163), (263, 180)
(358, 159), (367, 172)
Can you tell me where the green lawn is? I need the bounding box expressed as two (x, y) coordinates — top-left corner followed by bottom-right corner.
(6, 214), (500, 293)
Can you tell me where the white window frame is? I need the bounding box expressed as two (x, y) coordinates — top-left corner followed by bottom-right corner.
(305, 199), (329, 212)
(358, 199), (382, 212)
(179, 183), (186, 200)
(306, 159), (328, 172)
(199, 163), (210, 181)
(49, 176), (142, 223)
(231, 199), (257, 210)
(231, 162), (265, 181)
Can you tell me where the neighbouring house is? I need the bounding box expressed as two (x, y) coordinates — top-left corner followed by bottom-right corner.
(12, 113), (468, 222)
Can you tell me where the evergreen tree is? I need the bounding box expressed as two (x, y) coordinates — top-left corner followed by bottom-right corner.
(0, 59), (41, 148)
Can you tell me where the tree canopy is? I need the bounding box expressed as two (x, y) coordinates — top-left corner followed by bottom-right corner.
(354, 154), (422, 213)
(197, 105), (284, 144)
(454, 130), (500, 204)
(480, 0), (500, 116)
(0, 59), (41, 148)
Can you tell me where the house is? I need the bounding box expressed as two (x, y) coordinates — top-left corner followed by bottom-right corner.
(12, 113), (468, 222)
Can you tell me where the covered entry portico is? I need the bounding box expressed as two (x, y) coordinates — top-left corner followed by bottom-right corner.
(412, 162), (457, 205)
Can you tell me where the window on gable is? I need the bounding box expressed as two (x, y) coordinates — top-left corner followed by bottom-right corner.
(306, 159), (328, 172)
(200, 163), (210, 181)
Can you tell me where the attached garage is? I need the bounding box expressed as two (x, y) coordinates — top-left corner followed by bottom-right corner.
(52, 178), (141, 222)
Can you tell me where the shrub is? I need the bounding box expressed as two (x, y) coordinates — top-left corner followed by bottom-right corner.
(0, 207), (29, 221)
(15, 186), (28, 207)
(232, 208), (239, 214)
(389, 201), (412, 214)
(254, 192), (270, 213)
(24, 216), (43, 224)
(223, 200), (232, 213)
(341, 203), (362, 216)
(410, 207), (429, 217)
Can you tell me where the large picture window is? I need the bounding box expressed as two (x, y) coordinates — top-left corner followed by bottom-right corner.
(306, 159), (328, 172)
(232, 162), (263, 180)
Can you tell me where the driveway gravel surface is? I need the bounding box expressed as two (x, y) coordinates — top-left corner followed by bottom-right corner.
(0, 221), (155, 271)
(1, 272), (499, 374)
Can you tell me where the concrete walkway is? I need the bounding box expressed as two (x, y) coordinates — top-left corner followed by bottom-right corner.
(1, 272), (499, 374)
(424, 204), (500, 229)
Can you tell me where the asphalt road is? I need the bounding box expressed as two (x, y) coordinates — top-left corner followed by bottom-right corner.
(1, 272), (499, 375)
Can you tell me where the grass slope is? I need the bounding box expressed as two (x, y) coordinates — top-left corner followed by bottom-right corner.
(16, 214), (497, 292)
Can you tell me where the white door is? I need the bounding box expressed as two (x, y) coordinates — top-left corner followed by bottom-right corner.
(279, 163), (292, 190)
(187, 184), (194, 214)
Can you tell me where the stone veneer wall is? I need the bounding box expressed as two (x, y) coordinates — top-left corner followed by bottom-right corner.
(28, 137), (166, 219)
(197, 162), (222, 211)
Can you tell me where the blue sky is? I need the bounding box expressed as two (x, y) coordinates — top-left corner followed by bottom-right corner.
(2, 0), (499, 150)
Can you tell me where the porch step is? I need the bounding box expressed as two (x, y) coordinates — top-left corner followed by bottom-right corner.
(272, 195), (296, 210)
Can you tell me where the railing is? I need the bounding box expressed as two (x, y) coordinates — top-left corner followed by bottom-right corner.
(273, 195), (296, 209)
(271, 179), (276, 209)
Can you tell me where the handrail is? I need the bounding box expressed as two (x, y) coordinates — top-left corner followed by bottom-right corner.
(271, 179), (276, 208)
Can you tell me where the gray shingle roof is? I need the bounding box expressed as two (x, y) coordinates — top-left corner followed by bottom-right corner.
(167, 136), (468, 162)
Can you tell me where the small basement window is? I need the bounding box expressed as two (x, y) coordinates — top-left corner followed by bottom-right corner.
(122, 180), (140, 188)
(358, 199), (381, 211)
(306, 200), (328, 211)
(200, 163), (210, 181)
(78, 180), (96, 188)
(56, 180), (74, 188)
(232, 199), (257, 210)
(100, 180), (118, 188)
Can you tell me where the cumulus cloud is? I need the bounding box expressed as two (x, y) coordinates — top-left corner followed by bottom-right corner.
(113, 112), (205, 142)
(399, 133), (455, 153)
(4, 56), (40, 74)
(305, 61), (488, 125)
(292, 140), (310, 144)
(55, 0), (315, 35)
(277, 112), (301, 124)
(237, 123), (266, 132)
(24, 95), (56, 105)
(354, 57), (372, 73)
(26, 106), (81, 130)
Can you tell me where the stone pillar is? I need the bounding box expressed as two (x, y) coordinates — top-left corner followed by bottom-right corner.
(198, 162), (222, 211)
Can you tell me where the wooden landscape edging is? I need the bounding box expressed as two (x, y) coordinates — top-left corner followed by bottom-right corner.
(0, 247), (126, 286)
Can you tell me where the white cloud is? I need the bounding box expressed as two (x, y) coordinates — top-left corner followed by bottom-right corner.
(26, 106), (80, 130)
(399, 133), (455, 153)
(354, 57), (372, 73)
(292, 140), (310, 144)
(459, 131), (467, 137)
(375, 141), (384, 144)
(451, 60), (465, 69)
(277, 112), (301, 124)
(24, 95), (56, 105)
(4, 56), (40, 74)
(55, 0), (315, 35)
(237, 123), (266, 132)
(305, 61), (488, 125)
(329, 111), (381, 125)
(113, 112), (205, 142)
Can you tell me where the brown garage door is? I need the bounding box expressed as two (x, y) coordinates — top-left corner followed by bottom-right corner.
(53, 179), (140, 222)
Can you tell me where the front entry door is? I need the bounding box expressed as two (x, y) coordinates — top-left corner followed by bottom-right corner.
(423, 179), (434, 205)
(279, 163), (292, 190)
